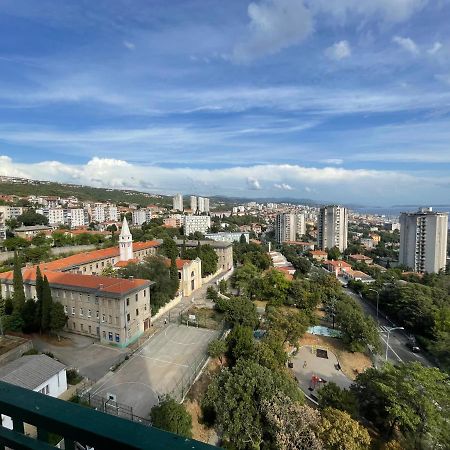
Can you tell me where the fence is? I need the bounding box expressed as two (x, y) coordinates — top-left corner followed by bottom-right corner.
(76, 387), (152, 427)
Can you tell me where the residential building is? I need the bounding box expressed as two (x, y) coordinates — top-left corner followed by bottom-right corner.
(165, 258), (203, 296)
(204, 232), (249, 243)
(0, 355), (67, 430)
(275, 213), (297, 243)
(173, 193), (183, 211)
(310, 250), (328, 261)
(105, 205), (119, 222)
(297, 213), (306, 237)
(67, 208), (87, 228)
(349, 254), (374, 265)
(0, 209), (5, 240)
(91, 203), (106, 223)
(317, 205), (348, 252)
(190, 196), (197, 213)
(0, 205), (23, 221)
(183, 215), (211, 236)
(132, 209), (152, 226)
(36, 207), (65, 226)
(164, 215), (183, 228)
(399, 208), (448, 273)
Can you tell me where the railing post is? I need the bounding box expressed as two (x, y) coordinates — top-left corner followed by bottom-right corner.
(64, 437), (76, 450)
(37, 426), (49, 443)
(12, 417), (24, 434)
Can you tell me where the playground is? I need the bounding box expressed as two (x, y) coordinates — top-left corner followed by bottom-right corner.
(290, 345), (352, 401)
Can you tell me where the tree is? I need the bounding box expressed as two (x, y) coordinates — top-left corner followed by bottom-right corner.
(352, 362), (450, 448)
(41, 275), (53, 332)
(335, 296), (380, 353)
(262, 394), (323, 450)
(160, 237), (179, 261)
(198, 244), (218, 276)
(34, 266), (44, 330)
(169, 257), (179, 293)
(266, 307), (310, 347)
(150, 397), (192, 438)
(50, 302), (68, 340)
(319, 408), (371, 450)
(327, 246), (341, 261)
(208, 339), (227, 365)
(12, 253), (25, 312)
(3, 309), (24, 332)
(232, 263), (260, 298)
(206, 286), (219, 302)
(239, 234), (247, 244)
(21, 299), (38, 333)
(218, 279), (228, 295)
(3, 236), (30, 251)
(226, 325), (255, 363)
(17, 210), (48, 226)
(317, 382), (358, 417)
(261, 269), (290, 305)
(224, 297), (259, 329)
(202, 358), (302, 449)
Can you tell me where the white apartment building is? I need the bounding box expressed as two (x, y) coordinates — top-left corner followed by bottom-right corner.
(399, 208), (448, 273)
(275, 213), (297, 243)
(0, 209), (5, 240)
(173, 194), (183, 211)
(317, 205), (348, 252)
(205, 232), (250, 243)
(0, 205), (23, 221)
(297, 213), (306, 237)
(105, 205), (119, 222)
(183, 215), (211, 236)
(91, 204), (106, 223)
(132, 209), (152, 226)
(190, 195), (197, 212)
(67, 208), (87, 228)
(204, 198), (210, 213)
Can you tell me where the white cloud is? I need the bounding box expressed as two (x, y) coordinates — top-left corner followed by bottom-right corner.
(0, 155), (447, 204)
(322, 158), (343, 165)
(428, 42), (442, 55)
(247, 177), (262, 190)
(233, 0), (313, 63)
(274, 183), (293, 190)
(325, 40), (351, 60)
(392, 36), (419, 55)
(309, 0), (427, 24)
(123, 40), (135, 50)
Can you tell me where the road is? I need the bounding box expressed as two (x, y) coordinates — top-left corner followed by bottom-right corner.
(343, 286), (433, 367)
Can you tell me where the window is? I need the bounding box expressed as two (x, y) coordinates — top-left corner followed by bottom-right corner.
(115, 334), (120, 343)
(102, 331), (106, 339)
(144, 304), (147, 311)
(87, 294), (91, 302)
(143, 290), (146, 297)
(81, 324), (84, 331)
(83, 267), (86, 272)
(135, 308), (139, 316)
(64, 305), (67, 314)
(73, 322), (76, 330)
(108, 332), (113, 341)
(88, 309), (91, 318)
(115, 316), (119, 324)
(102, 314), (105, 323)
(88, 325), (92, 334)
(126, 298), (130, 306)
(80, 308), (83, 316)
(127, 313), (130, 322)
(40, 385), (49, 395)
(109, 315), (112, 324)
(96, 263), (98, 269)
(71, 306), (75, 315)
(135, 294), (138, 302)
(96, 311), (99, 319)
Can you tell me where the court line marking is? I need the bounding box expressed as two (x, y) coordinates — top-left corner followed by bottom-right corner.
(379, 334), (403, 362)
(137, 354), (189, 367)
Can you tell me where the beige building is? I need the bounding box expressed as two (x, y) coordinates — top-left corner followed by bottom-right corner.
(175, 239), (233, 272)
(166, 258), (203, 297)
(399, 208), (448, 273)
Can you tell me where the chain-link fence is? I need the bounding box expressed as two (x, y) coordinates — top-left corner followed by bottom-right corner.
(75, 388), (151, 426)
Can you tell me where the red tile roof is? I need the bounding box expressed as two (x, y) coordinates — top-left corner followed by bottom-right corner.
(163, 258), (192, 270)
(0, 268), (150, 296)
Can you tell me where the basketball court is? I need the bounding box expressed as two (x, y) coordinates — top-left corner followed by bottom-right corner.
(90, 323), (218, 418)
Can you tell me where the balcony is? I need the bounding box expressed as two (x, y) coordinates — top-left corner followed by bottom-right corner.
(0, 381), (215, 450)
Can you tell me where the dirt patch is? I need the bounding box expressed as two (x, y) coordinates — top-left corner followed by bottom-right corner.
(181, 307), (224, 330)
(0, 335), (30, 356)
(299, 333), (372, 380)
(30, 333), (72, 347)
(184, 358), (222, 443)
(253, 300), (268, 309)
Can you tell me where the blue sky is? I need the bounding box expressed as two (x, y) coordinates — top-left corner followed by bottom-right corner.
(0, 0), (449, 205)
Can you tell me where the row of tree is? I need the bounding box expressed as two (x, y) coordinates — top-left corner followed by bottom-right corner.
(0, 256), (67, 336)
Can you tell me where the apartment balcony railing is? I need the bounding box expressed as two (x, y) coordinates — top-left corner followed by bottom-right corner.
(0, 381), (215, 450)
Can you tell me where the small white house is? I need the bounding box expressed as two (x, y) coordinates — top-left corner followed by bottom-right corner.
(0, 354), (67, 430)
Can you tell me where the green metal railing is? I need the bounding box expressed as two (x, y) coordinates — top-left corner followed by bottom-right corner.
(0, 381), (215, 450)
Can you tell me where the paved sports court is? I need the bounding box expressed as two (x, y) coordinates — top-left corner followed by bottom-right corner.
(90, 324), (218, 418)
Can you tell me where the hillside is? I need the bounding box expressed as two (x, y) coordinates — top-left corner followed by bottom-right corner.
(0, 177), (171, 207)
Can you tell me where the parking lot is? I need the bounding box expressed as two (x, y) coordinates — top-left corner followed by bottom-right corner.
(90, 324), (218, 418)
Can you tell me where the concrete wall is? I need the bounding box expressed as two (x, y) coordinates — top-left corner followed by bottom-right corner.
(0, 244), (98, 263)
(0, 337), (33, 367)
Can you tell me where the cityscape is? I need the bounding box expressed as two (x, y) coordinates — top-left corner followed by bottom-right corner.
(0, 1), (449, 450)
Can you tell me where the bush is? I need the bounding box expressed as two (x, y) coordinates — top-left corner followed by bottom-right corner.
(66, 369), (83, 385)
(22, 348), (39, 356)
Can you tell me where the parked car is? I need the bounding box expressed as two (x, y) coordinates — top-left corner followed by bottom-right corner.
(407, 337), (420, 353)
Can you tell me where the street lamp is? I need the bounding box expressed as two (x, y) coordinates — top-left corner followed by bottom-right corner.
(367, 288), (380, 324)
(384, 326), (404, 361)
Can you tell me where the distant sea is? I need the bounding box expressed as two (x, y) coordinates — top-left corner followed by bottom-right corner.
(353, 205), (450, 220)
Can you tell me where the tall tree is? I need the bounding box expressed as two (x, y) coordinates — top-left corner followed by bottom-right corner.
(40, 275), (53, 332)
(318, 408), (371, 450)
(12, 253), (25, 311)
(50, 302), (68, 340)
(34, 266), (44, 330)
